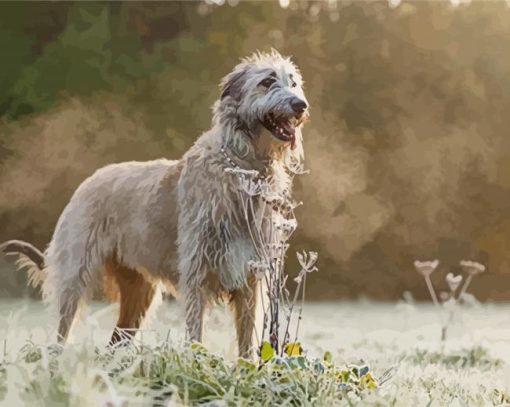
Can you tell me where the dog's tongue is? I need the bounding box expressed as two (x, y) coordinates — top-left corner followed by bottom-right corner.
(281, 119), (295, 137)
(281, 119), (296, 149)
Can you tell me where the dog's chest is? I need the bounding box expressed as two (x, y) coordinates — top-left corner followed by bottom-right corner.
(209, 168), (292, 290)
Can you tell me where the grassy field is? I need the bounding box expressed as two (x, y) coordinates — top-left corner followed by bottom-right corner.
(1, 299), (510, 406)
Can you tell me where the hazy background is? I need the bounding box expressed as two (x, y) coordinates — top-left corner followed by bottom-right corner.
(1, 0), (510, 301)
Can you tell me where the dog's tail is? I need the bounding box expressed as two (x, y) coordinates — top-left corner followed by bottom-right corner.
(0, 239), (46, 289)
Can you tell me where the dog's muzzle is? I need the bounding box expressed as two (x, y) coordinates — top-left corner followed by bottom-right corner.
(260, 97), (308, 148)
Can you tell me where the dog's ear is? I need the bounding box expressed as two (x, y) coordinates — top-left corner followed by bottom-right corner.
(220, 68), (247, 101)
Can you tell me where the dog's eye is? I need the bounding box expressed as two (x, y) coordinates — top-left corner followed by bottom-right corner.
(291, 82), (297, 88)
(259, 77), (276, 88)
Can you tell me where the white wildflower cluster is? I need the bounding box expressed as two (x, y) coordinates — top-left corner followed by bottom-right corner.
(273, 218), (297, 239)
(247, 260), (269, 281)
(294, 251), (318, 284)
(228, 159), (317, 356)
(413, 258), (486, 341)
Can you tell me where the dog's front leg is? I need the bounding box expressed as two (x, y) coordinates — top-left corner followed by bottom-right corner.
(230, 275), (260, 359)
(184, 282), (206, 343)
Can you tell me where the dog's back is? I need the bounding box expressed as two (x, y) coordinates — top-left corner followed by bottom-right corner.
(30, 158), (181, 340)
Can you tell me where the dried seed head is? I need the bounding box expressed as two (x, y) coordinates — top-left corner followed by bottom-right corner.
(445, 272), (463, 293)
(273, 218), (297, 241)
(247, 260), (270, 277)
(297, 251), (319, 272)
(459, 260), (486, 276)
(414, 259), (439, 277)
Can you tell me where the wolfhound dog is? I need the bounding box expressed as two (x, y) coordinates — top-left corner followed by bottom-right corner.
(1, 50), (309, 358)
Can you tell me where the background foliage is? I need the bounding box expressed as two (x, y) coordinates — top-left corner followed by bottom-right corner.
(2, 0), (510, 300)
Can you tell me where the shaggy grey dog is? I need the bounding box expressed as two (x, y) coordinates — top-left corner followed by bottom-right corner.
(0, 50), (309, 358)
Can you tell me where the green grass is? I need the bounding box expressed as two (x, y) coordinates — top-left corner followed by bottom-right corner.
(2, 340), (509, 406)
(2, 341), (379, 406)
(1, 300), (510, 406)
(403, 346), (503, 370)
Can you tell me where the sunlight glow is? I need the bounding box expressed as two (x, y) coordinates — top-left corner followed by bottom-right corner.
(279, 0), (290, 9)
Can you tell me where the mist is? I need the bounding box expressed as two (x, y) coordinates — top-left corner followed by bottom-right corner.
(2, 1), (510, 300)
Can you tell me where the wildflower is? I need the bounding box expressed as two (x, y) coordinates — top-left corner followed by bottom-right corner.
(261, 194), (285, 212)
(281, 199), (303, 216)
(247, 260), (269, 280)
(414, 259), (439, 277)
(274, 218), (298, 239)
(287, 160), (310, 176)
(445, 272), (463, 293)
(459, 260), (486, 276)
(297, 251), (318, 273)
(266, 242), (289, 258)
(224, 167), (263, 196)
(239, 175), (262, 196)
(291, 200), (304, 210)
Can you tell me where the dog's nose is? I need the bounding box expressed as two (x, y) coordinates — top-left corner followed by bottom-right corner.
(290, 98), (307, 114)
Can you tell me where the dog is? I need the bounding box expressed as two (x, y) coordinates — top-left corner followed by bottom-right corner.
(0, 49), (309, 359)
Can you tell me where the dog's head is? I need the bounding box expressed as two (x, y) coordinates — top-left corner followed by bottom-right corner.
(216, 49), (309, 152)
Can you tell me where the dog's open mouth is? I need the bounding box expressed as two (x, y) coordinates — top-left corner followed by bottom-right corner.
(261, 113), (300, 146)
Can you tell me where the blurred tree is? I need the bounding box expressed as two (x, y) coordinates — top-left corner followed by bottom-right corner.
(2, 1), (510, 300)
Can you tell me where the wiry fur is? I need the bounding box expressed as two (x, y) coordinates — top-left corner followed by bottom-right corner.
(0, 240), (45, 288)
(1, 50), (309, 358)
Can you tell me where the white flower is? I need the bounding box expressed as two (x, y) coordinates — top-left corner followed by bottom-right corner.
(265, 243), (289, 258)
(247, 260), (267, 271)
(291, 200), (303, 210)
(262, 194), (284, 205)
(445, 272), (463, 293)
(247, 260), (269, 280)
(287, 160), (310, 176)
(413, 259), (439, 277)
(459, 260), (486, 275)
(273, 218), (297, 240)
(297, 251), (318, 272)
(239, 176), (262, 196)
(224, 168), (263, 196)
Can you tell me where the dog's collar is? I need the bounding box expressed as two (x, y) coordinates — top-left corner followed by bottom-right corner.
(220, 144), (269, 179)
(220, 146), (240, 170)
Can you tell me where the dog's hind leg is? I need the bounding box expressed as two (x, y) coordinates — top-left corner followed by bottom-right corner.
(54, 265), (98, 343)
(57, 292), (80, 343)
(106, 259), (157, 345)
